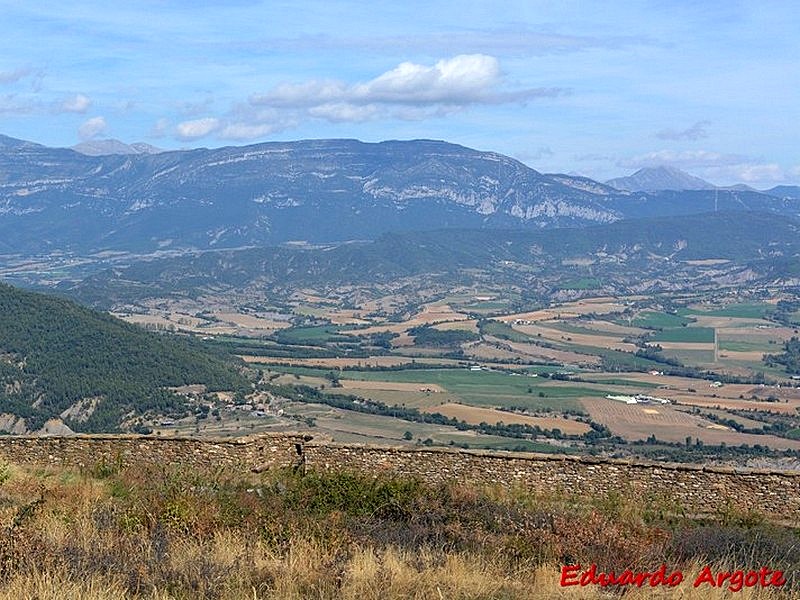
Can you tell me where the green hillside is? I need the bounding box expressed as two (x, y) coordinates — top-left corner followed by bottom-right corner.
(0, 284), (248, 432)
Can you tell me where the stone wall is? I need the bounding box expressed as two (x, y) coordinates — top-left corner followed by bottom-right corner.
(0, 433), (798, 523)
(306, 443), (800, 522)
(0, 433), (310, 472)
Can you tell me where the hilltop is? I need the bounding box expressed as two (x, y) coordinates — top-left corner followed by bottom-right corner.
(0, 283), (247, 433)
(606, 166), (716, 191)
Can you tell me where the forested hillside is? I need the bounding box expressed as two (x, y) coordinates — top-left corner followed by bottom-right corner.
(0, 284), (248, 432)
(71, 211), (800, 305)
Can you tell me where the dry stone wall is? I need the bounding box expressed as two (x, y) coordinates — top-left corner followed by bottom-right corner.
(0, 433), (309, 472)
(306, 443), (800, 522)
(0, 433), (798, 523)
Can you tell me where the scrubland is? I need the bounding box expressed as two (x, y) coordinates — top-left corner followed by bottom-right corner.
(0, 459), (798, 599)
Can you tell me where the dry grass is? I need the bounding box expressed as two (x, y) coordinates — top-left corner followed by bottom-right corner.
(0, 461), (797, 599)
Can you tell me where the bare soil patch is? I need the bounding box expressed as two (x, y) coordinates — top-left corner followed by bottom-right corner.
(425, 403), (590, 434)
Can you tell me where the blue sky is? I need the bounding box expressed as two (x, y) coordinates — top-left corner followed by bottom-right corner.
(0, 1), (798, 186)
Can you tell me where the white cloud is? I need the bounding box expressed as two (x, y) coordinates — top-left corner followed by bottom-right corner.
(707, 164), (785, 184)
(655, 120), (710, 141)
(78, 116), (108, 140)
(60, 94), (91, 114)
(620, 149), (790, 186)
(175, 117), (220, 140)
(307, 103), (379, 123)
(249, 54), (563, 119)
(169, 55), (564, 142)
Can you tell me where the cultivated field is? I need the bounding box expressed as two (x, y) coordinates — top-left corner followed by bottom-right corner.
(583, 398), (800, 449)
(424, 402), (591, 434)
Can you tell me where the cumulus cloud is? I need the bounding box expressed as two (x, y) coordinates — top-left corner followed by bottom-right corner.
(175, 117), (220, 140)
(60, 93), (91, 113)
(655, 120), (710, 141)
(78, 116), (108, 140)
(251, 54), (560, 111)
(171, 55), (564, 142)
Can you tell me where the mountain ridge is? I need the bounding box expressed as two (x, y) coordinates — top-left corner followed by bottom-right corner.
(1, 134), (799, 255)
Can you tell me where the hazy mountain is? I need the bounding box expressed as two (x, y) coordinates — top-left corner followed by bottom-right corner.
(71, 139), (163, 156)
(70, 211), (800, 306)
(606, 166), (716, 191)
(721, 183), (758, 192)
(765, 185), (800, 199)
(0, 134), (798, 255)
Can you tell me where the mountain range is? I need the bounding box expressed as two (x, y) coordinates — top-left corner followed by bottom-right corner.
(1, 133), (799, 256)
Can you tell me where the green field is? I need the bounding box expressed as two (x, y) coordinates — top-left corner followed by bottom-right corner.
(479, 320), (535, 342)
(275, 325), (352, 344)
(692, 303), (774, 319)
(631, 311), (692, 329)
(267, 366), (611, 412)
(577, 376), (661, 388)
(719, 340), (772, 352)
(651, 327), (715, 343)
(661, 348), (716, 365)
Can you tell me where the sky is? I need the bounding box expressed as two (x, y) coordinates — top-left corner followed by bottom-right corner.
(0, 1), (798, 187)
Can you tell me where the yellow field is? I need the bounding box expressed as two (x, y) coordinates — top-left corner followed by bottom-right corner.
(433, 319), (479, 333)
(339, 380), (447, 393)
(214, 312), (291, 331)
(583, 398), (800, 449)
(511, 321), (636, 352)
(424, 403), (591, 434)
(499, 297), (629, 323)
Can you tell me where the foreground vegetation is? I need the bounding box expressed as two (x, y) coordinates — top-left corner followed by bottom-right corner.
(0, 460), (798, 598)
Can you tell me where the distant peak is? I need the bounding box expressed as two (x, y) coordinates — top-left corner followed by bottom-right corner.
(606, 165), (715, 192)
(71, 139), (163, 156)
